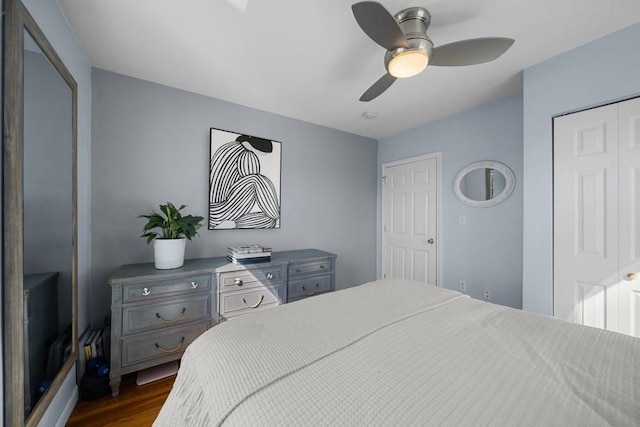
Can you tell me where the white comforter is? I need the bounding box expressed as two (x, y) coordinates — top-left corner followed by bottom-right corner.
(154, 279), (640, 426)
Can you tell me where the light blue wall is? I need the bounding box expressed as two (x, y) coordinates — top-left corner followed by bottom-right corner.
(378, 93), (523, 308)
(522, 23), (640, 315)
(90, 69), (378, 325)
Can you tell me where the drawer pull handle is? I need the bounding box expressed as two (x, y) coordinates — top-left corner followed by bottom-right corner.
(295, 268), (301, 273)
(234, 278), (243, 287)
(242, 294), (264, 309)
(266, 273), (274, 280)
(190, 281), (199, 289)
(142, 287), (151, 296)
(156, 308), (186, 323)
(155, 337), (185, 354)
(320, 265), (325, 269)
(302, 284), (319, 296)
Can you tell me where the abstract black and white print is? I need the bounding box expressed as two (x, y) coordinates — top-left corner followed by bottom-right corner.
(209, 128), (281, 229)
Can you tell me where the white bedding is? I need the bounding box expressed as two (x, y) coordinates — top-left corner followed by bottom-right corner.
(154, 279), (640, 426)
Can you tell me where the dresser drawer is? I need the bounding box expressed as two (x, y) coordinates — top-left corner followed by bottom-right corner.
(122, 295), (211, 335)
(123, 274), (211, 303)
(121, 321), (209, 367)
(288, 275), (332, 302)
(219, 266), (283, 293)
(288, 260), (331, 278)
(219, 285), (282, 319)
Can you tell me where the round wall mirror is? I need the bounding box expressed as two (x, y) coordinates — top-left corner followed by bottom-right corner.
(454, 161), (515, 208)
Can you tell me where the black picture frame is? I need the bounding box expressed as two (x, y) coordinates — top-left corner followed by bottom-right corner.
(209, 128), (281, 229)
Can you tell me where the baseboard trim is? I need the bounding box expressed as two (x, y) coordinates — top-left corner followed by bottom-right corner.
(55, 387), (78, 427)
(36, 365), (78, 427)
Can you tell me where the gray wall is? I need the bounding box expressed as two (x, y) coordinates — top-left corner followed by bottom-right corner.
(378, 93), (523, 308)
(522, 22), (640, 315)
(90, 69), (378, 325)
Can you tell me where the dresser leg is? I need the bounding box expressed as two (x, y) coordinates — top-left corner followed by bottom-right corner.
(109, 376), (121, 397)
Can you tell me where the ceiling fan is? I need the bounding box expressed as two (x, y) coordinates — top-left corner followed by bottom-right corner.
(352, 1), (515, 102)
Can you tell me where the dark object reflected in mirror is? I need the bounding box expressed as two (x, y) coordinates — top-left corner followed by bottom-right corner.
(454, 161), (515, 208)
(3, 0), (78, 425)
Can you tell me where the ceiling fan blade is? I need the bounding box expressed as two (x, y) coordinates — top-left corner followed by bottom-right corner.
(430, 37), (514, 66)
(360, 73), (397, 102)
(352, 2), (409, 50)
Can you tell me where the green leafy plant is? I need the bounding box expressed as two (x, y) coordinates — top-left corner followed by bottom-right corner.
(138, 202), (205, 244)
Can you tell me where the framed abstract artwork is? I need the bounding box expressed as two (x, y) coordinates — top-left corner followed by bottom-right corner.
(209, 128), (281, 229)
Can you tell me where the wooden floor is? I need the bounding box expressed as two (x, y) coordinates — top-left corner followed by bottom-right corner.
(66, 373), (174, 427)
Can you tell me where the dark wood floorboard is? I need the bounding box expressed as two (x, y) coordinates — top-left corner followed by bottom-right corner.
(66, 373), (174, 427)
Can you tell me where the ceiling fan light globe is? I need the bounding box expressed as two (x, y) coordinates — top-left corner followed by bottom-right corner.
(388, 50), (429, 78)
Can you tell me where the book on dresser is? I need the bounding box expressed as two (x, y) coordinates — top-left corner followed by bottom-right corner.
(227, 245), (272, 264)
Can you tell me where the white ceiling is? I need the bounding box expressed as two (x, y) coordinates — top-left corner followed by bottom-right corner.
(57, 0), (640, 139)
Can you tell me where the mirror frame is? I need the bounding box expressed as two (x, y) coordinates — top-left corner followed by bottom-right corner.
(3, 0), (78, 425)
(453, 161), (515, 208)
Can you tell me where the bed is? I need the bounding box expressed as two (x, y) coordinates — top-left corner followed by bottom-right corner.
(154, 279), (640, 426)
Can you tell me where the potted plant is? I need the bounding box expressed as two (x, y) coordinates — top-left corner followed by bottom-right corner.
(138, 202), (205, 269)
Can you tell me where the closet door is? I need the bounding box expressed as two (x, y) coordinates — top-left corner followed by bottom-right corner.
(553, 104), (619, 331)
(618, 97), (640, 337)
(554, 97), (640, 338)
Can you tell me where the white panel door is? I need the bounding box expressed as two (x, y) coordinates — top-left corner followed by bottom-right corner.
(554, 104), (619, 330)
(618, 97), (640, 337)
(382, 155), (438, 284)
(554, 97), (640, 338)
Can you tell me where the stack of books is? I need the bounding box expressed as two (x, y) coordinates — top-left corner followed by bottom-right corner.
(227, 245), (272, 264)
(82, 326), (109, 362)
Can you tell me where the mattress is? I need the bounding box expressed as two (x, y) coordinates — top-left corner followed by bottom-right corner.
(154, 279), (640, 426)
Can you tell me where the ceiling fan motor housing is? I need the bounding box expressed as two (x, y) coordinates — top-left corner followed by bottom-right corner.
(384, 7), (434, 74)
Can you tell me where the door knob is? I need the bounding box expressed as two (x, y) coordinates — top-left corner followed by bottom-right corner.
(625, 273), (638, 281)
(427, 238), (434, 245)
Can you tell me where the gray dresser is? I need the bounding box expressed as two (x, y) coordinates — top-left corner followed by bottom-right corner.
(108, 249), (336, 396)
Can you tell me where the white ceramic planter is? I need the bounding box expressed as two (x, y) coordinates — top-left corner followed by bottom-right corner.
(154, 238), (187, 269)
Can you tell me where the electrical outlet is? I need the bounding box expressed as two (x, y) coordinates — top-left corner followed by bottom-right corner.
(483, 289), (491, 300)
(459, 280), (467, 292)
